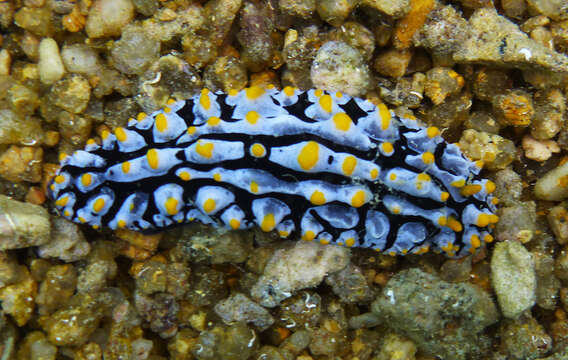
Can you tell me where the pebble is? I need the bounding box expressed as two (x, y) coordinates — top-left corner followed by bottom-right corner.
(0, 49), (10, 76)
(0, 146), (43, 183)
(325, 263), (374, 303)
(458, 129), (516, 170)
(214, 293), (274, 331)
(522, 135), (560, 162)
(534, 160), (568, 201)
(376, 333), (417, 360)
(492, 90), (534, 127)
(37, 217), (91, 262)
(0, 194), (50, 250)
(203, 56), (247, 93)
(0, 267), (37, 326)
(111, 25), (160, 75)
(499, 315), (552, 359)
(533, 250), (561, 311)
(61, 44), (101, 76)
(464, 111), (501, 134)
(36, 264), (77, 316)
(424, 67), (464, 105)
(526, 0), (568, 21)
(548, 204), (568, 245)
(377, 73), (425, 108)
(276, 291), (321, 330)
(278, 0), (316, 18)
(370, 268), (498, 359)
(134, 292), (179, 337)
(531, 88), (566, 140)
(454, 8), (568, 73)
(361, 0), (410, 18)
(85, 0), (135, 38)
(316, 0), (358, 26)
(373, 48), (413, 78)
(48, 74), (91, 114)
(14, 6), (54, 37)
(237, 2), (278, 72)
(192, 322), (258, 359)
(328, 22), (375, 61)
(250, 241), (349, 307)
(472, 68), (512, 102)
(38, 38), (65, 85)
(491, 241), (536, 319)
(311, 41), (371, 97)
(493, 168), (523, 206)
(17, 331), (58, 360)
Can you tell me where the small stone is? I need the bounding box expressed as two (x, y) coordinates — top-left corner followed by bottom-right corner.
(555, 248), (568, 281)
(328, 22), (375, 61)
(459, 129), (516, 170)
(370, 268), (498, 359)
(38, 38), (65, 85)
(111, 25), (160, 75)
(373, 48), (413, 78)
(214, 293), (274, 331)
(203, 56), (247, 93)
(499, 315), (552, 359)
(424, 67), (464, 105)
(38, 217), (91, 262)
(454, 8), (568, 73)
(132, 0), (159, 16)
(492, 90), (534, 127)
(464, 111), (501, 134)
(534, 160), (568, 201)
(548, 204), (568, 245)
(375, 333), (417, 360)
(526, 0), (568, 21)
(0, 146), (43, 183)
(0, 2), (15, 28)
(531, 88), (565, 140)
(472, 68), (512, 102)
(311, 41), (371, 97)
(495, 201), (536, 244)
(361, 0), (410, 18)
(309, 326), (348, 356)
(491, 241), (536, 319)
(14, 7), (54, 37)
(57, 111), (93, 146)
(0, 267), (37, 326)
(393, 0), (435, 49)
(238, 2), (279, 72)
(61, 44), (101, 76)
(49, 74), (91, 114)
(36, 264), (77, 315)
(522, 135), (560, 162)
(85, 0), (135, 38)
(377, 73), (425, 108)
(251, 241), (349, 307)
(192, 322), (258, 359)
(0, 49), (11, 76)
(276, 291), (321, 330)
(17, 331), (58, 360)
(533, 250), (561, 311)
(325, 263), (374, 303)
(502, 0), (526, 18)
(316, 0), (358, 26)
(279, 0), (315, 18)
(0, 195), (50, 250)
(493, 168), (523, 206)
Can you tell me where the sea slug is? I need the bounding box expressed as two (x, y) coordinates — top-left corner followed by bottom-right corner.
(49, 87), (498, 257)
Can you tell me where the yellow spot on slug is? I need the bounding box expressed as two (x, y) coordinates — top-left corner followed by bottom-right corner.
(117, 219), (126, 228)
(229, 219), (240, 230)
(447, 217), (463, 232)
(451, 178), (466, 188)
(284, 86), (295, 97)
(93, 198), (105, 213)
(422, 152), (435, 165)
(310, 190), (326, 205)
(345, 237), (355, 247)
(298, 141), (319, 170)
(137, 112), (147, 121)
(54, 175), (65, 184)
(426, 126), (440, 138)
(278, 230), (289, 238)
(302, 230), (315, 241)
(378, 103), (391, 130)
(437, 216), (447, 226)
(165, 197), (178, 215)
(470, 234), (481, 248)
(319, 94), (332, 113)
(115, 127), (127, 142)
(245, 111), (260, 124)
(59, 152), (68, 162)
(167, 98), (176, 105)
(246, 86), (265, 100)
(81, 173), (92, 187)
(314, 89), (323, 97)
(64, 210), (71, 217)
(389, 172), (397, 181)
(55, 196), (69, 207)
(370, 168), (379, 179)
(485, 180), (496, 193)
(163, 106), (171, 113)
(333, 112), (352, 131)
(461, 184), (482, 196)
(417, 173), (431, 182)
(101, 130), (110, 140)
(440, 192), (450, 201)
(78, 216), (86, 223)
(213, 173), (221, 181)
(155, 113), (168, 132)
(381, 142), (394, 154)
(147, 148), (159, 169)
(208, 116), (221, 126)
(203, 198), (216, 213)
(251, 143), (265, 157)
(484, 234), (494, 243)
(320, 238), (330, 245)
(200, 88), (211, 110)
(250, 181), (259, 193)
(228, 89), (239, 96)
(122, 161), (131, 174)
(261, 213), (275, 232)
(342, 156), (357, 176)
(196, 140), (214, 159)
(86, 138), (96, 146)
(475, 160), (485, 169)
(179, 171), (191, 181)
(187, 126), (197, 135)
(351, 190), (366, 208)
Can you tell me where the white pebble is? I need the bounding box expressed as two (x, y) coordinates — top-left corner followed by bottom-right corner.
(522, 135), (560, 162)
(38, 38), (65, 85)
(85, 0), (135, 38)
(61, 44), (100, 75)
(535, 160), (568, 201)
(0, 49), (11, 76)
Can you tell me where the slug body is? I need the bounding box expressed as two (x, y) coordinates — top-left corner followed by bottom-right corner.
(49, 87), (498, 256)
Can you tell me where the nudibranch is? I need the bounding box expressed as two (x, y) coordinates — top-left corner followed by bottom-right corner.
(49, 87), (498, 257)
